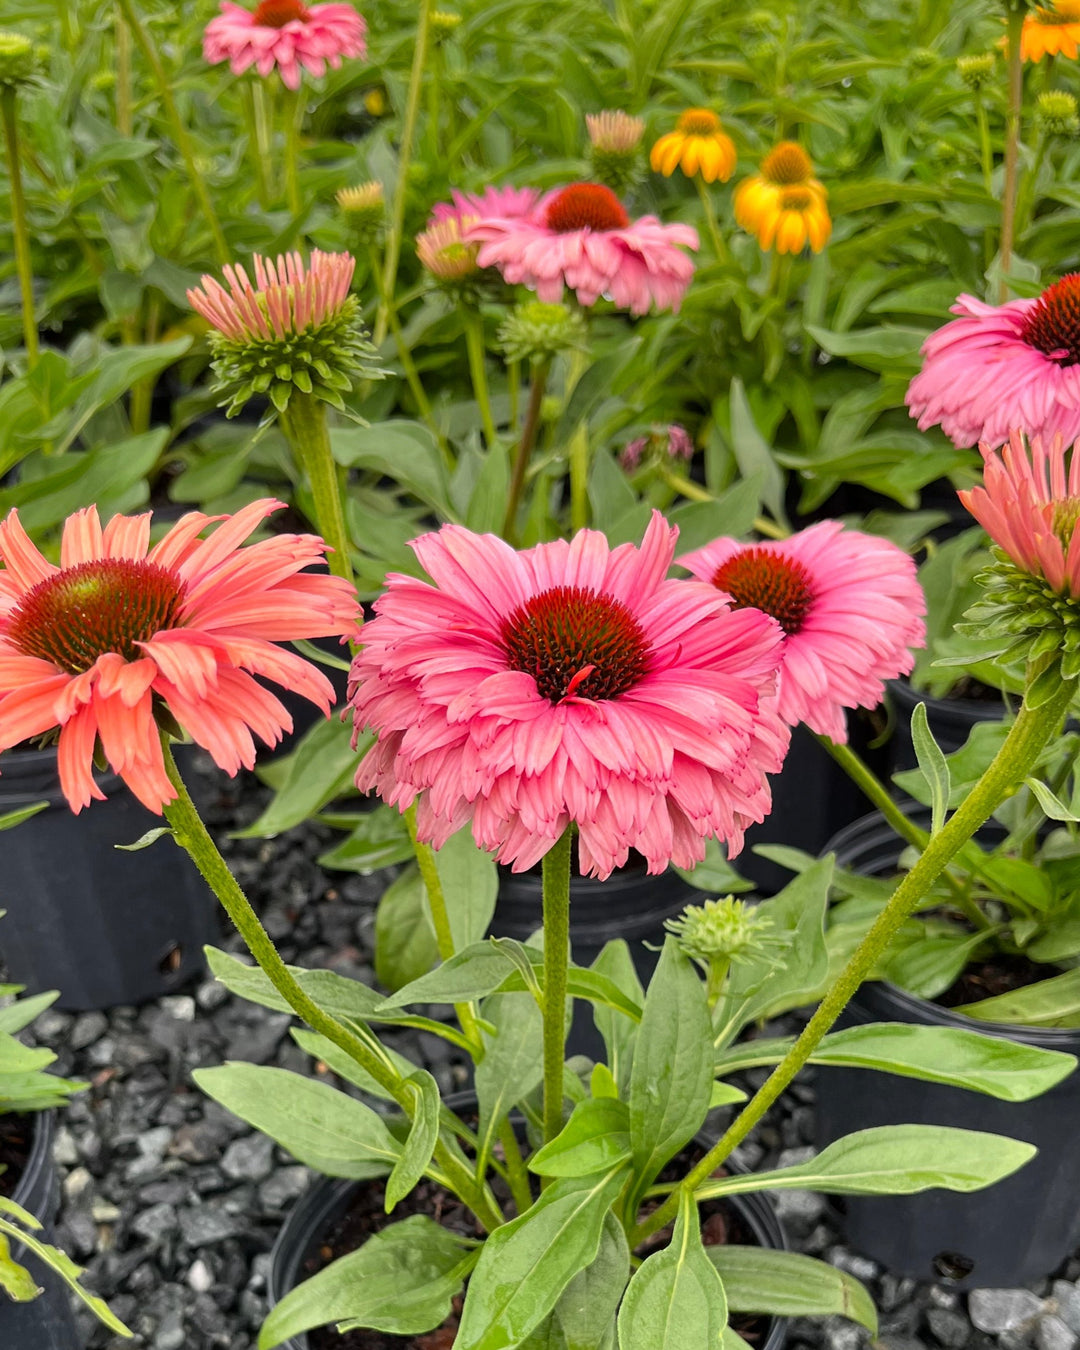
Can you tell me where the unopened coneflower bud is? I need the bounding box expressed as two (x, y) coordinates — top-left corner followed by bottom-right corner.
(587, 109), (646, 195)
(0, 31), (37, 88)
(665, 896), (784, 1003)
(337, 180), (385, 240)
(431, 10), (461, 36)
(1037, 89), (1080, 137)
(497, 300), (587, 365)
(187, 249), (381, 418)
(957, 52), (995, 91)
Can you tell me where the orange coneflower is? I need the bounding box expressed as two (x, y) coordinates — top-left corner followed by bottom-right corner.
(734, 142), (831, 255)
(650, 109), (737, 184)
(1016, 6), (1080, 61)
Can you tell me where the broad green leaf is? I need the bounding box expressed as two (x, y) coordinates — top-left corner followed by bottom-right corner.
(375, 867), (440, 992)
(377, 942), (517, 1008)
(455, 1166), (630, 1350)
(0, 1036), (55, 1075)
(475, 992), (544, 1173)
(666, 478), (761, 555)
(804, 324), (926, 372)
(590, 941), (643, 1088)
(194, 1064), (401, 1178)
(728, 377), (786, 527)
(1025, 777), (1080, 822)
(317, 805), (413, 873)
(240, 716), (360, 837)
(291, 1028), (421, 1101)
(332, 422), (453, 516)
(0, 1231), (40, 1301)
(674, 839), (753, 894)
(881, 928), (998, 1001)
(386, 1071), (442, 1211)
(707, 1246), (877, 1332)
(433, 826), (499, 952)
(0, 989), (57, 1035)
(910, 702), (949, 835)
(555, 1211), (628, 1350)
(616, 1188), (727, 1350)
(695, 1125), (1036, 1198)
(956, 967), (1080, 1026)
(47, 338), (192, 452)
(530, 1098), (632, 1178)
(709, 1081), (748, 1107)
(628, 939), (712, 1212)
(258, 1215), (477, 1349)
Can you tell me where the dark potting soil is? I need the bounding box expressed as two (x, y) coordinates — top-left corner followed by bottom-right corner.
(937, 951), (1051, 1008)
(0, 1112), (31, 1199)
(306, 1149), (770, 1350)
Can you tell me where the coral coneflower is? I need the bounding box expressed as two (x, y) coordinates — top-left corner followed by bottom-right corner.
(0, 502), (359, 814)
(679, 523), (926, 743)
(349, 513), (788, 878)
(735, 142), (830, 255)
(203, 0), (365, 88)
(1016, 7), (1080, 62)
(466, 182), (699, 315)
(907, 277), (1080, 449)
(650, 109), (737, 184)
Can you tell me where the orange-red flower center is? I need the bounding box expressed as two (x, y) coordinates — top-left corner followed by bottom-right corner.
(712, 548), (814, 635)
(9, 559), (185, 675)
(761, 141), (814, 185)
(545, 184), (630, 234)
(1020, 274), (1080, 365)
(501, 586), (649, 703)
(252, 0), (310, 27)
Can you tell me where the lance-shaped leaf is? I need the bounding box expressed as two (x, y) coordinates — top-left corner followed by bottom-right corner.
(530, 1098), (632, 1178)
(707, 1246), (877, 1332)
(386, 1070), (441, 1211)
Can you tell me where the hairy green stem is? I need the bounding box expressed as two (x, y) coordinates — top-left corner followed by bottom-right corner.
(632, 673), (1074, 1245)
(541, 828), (573, 1147)
(279, 393), (353, 586)
(503, 360), (549, 542)
(464, 310), (498, 448)
(1, 88), (38, 369)
(695, 176), (728, 262)
(498, 1119), (534, 1215)
(116, 0), (229, 265)
(999, 3), (1026, 301)
(375, 0), (435, 347)
(159, 739), (504, 1232)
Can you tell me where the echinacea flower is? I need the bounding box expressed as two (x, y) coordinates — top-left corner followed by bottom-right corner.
(203, 0), (366, 89)
(906, 277), (1080, 450)
(679, 522), (926, 743)
(466, 182), (699, 315)
(187, 250), (377, 416)
(416, 218), (480, 281)
(1016, 7), (1080, 62)
(734, 142), (830, 255)
(0, 501), (359, 814)
(650, 109), (737, 184)
(349, 513), (788, 878)
(337, 179), (384, 228)
(429, 186), (541, 232)
(620, 424), (694, 471)
(587, 110), (646, 194)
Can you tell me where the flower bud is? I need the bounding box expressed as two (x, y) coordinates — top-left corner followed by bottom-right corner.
(497, 300), (587, 365)
(0, 31), (38, 89)
(336, 180), (385, 242)
(587, 110), (645, 195)
(957, 52), (995, 91)
(1036, 89), (1080, 138)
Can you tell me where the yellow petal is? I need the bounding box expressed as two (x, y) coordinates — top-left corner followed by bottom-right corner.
(681, 137), (701, 178)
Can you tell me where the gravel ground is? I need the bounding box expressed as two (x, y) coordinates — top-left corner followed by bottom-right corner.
(11, 752), (1080, 1350)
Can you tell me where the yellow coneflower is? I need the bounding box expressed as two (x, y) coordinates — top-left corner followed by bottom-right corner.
(649, 109), (737, 184)
(1016, 7), (1080, 61)
(734, 141), (830, 255)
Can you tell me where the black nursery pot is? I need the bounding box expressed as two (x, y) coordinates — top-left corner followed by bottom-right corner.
(886, 676), (1007, 774)
(0, 745), (219, 1011)
(267, 1111), (790, 1350)
(0, 1112), (82, 1349)
(816, 810), (1080, 1288)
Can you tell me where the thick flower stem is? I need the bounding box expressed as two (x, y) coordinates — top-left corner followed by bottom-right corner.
(999, 2), (1026, 302)
(116, 0), (229, 266)
(404, 804), (482, 1052)
(695, 176), (728, 262)
(279, 393), (354, 586)
(567, 348), (590, 533)
(464, 310), (499, 449)
(1, 88), (38, 369)
(631, 673), (1074, 1247)
(374, 0), (435, 347)
(503, 360), (549, 543)
(160, 740), (505, 1233)
(244, 80), (272, 210)
(541, 827), (573, 1148)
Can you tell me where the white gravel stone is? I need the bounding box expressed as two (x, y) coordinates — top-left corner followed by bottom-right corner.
(187, 1259), (214, 1295)
(969, 1289), (1045, 1335)
(1038, 1316), (1079, 1350)
(1053, 1284), (1080, 1337)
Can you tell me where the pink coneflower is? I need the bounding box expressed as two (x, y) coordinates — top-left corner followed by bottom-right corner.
(349, 513), (788, 878)
(188, 250), (354, 344)
(960, 430), (1080, 594)
(203, 0), (366, 90)
(429, 186), (541, 231)
(907, 278), (1080, 449)
(679, 523), (926, 744)
(0, 502), (359, 813)
(466, 182), (699, 315)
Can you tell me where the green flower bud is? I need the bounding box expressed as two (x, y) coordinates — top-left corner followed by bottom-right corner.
(497, 301), (587, 365)
(336, 180), (385, 242)
(0, 32), (38, 89)
(957, 52), (995, 91)
(1037, 89), (1080, 138)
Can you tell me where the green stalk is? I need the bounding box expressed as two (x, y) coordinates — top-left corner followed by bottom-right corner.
(631, 671), (1074, 1246)
(659, 469), (787, 539)
(1, 87), (38, 369)
(279, 392), (354, 585)
(975, 94), (993, 196)
(541, 827), (573, 1147)
(282, 82), (303, 218)
(115, 4), (133, 138)
(404, 803), (482, 1052)
(569, 423), (590, 532)
(245, 80), (272, 210)
(1015, 132), (1048, 239)
(695, 176), (728, 262)
(115, 0), (229, 265)
(375, 0), (435, 347)
(464, 310), (499, 448)
(503, 359), (549, 543)
(159, 739), (504, 1232)
(497, 1119), (534, 1214)
(999, 2), (1026, 301)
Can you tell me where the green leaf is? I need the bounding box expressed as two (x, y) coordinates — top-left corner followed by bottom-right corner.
(696, 1125), (1036, 1198)
(616, 1187), (726, 1350)
(240, 716), (359, 837)
(0, 1231), (41, 1301)
(804, 324), (927, 373)
(291, 1028), (422, 1102)
(332, 422), (453, 517)
(115, 826), (173, 852)
(0, 1035), (55, 1075)
(454, 1165), (630, 1350)
(475, 992), (544, 1173)
(728, 378), (786, 528)
(257, 1215), (477, 1350)
(628, 939), (712, 1212)
(554, 1210), (628, 1350)
(0, 989), (57, 1035)
(49, 338), (192, 453)
(0, 801), (48, 831)
(433, 826), (499, 952)
(386, 1071), (442, 1211)
(375, 867), (440, 992)
(194, 1064), (401, 1178)
(317, 805), (413, 873)
(706, 1246), (877, 1332)
(590, 941), (643, 1089)
(910, 702), (950, 834)
(956, 967), (1080, 1026)
(1025, 777), (1080, 822)
(530, 1098), (632, 1178)
(674, 839), (753, 894)
(376, 941), (517, 1009)
(666, 478), (762, 555)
